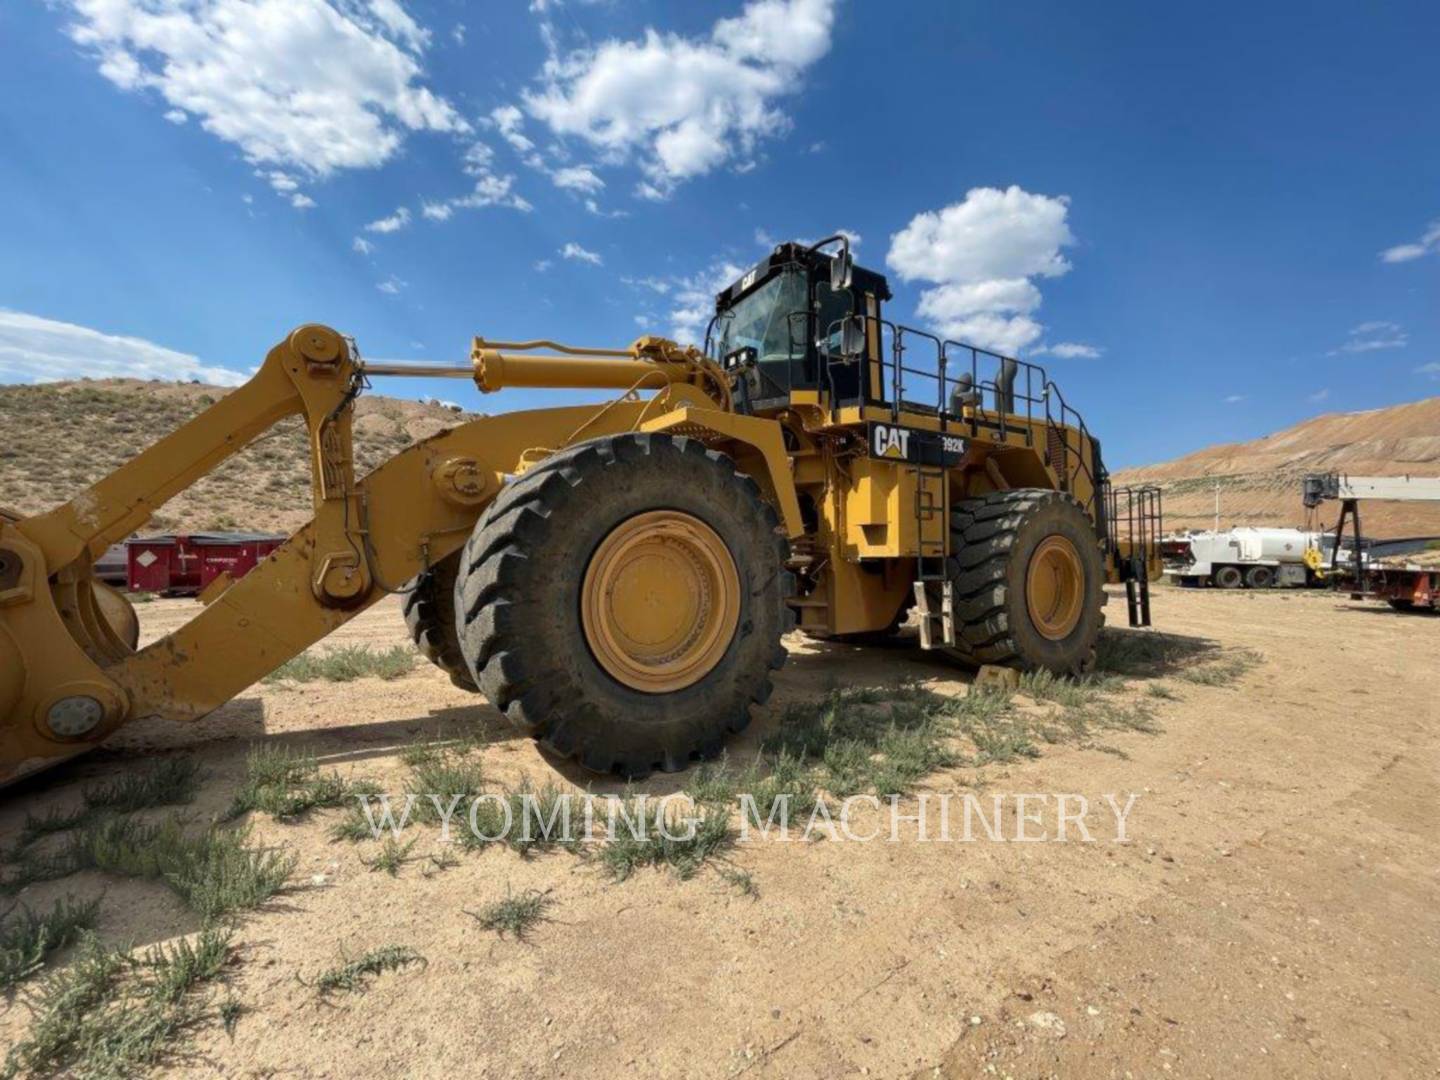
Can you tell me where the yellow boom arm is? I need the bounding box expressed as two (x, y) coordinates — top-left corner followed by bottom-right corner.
(0, 324), (792, 787)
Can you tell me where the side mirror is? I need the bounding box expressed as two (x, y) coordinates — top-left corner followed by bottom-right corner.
(830, 250), (853, 290)
(840, 316), (866, 359)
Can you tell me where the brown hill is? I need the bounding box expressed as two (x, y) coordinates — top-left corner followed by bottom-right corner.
(4, 380), (1437, 542)
(1113, 397), (1440, 537)
(0, 378), (480, 534)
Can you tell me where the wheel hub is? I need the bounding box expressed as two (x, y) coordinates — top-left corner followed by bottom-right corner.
(1026, 535), (1084, 641)
(581, 510), (740, 693)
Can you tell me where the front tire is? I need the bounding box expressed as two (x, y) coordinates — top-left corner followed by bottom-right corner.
(939, 489), (1106, 676)
(455, 433), (791, 778)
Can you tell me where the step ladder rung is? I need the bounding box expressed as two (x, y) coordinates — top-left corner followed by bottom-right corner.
(913, 580), (955, 649)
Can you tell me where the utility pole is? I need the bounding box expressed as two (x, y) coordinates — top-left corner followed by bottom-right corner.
(1214, 480), (1220, 531)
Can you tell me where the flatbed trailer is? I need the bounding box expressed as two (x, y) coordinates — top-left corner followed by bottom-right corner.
(1361, 553), (1440, 611)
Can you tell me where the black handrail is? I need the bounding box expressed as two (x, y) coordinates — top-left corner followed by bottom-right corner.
(712, 307), (1104, 520)
(821, 313), (1099, 517)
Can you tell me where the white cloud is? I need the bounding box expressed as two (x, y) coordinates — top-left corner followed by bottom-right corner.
(888, 187), (1073, 285)
(1308, 388), (1330, 403)
(1033, 341), (1102, 360)
(451, 22), (465, 45)
(290, 193), (316, 209)
(666, 261), (745, 344)
(1415, 362), (1440, 380)
(377, 275), (406, 294)
(163, 107), (187, 124)
(421, 138), (532, 219)
(1224, 394), (1247, 404)
(364, 206), (411, 233)
(1331, 320), (1407, 354)
(66, 0), (467, 203)
(583, 197), (627, 218)
(521, 0), (836, 196)
(264, 170), (299, 193)
(352, 236), (374, 255)
(887, 186), (1075, 355)
(367, 0), (429, 52)
(534, 259), (553, 273)
(429, 175), (532, 218)
(0, 309), (247, 385)
(917, 279), (1042, 320)
(1380, 220), (1440, 263)
(485, 103), (618, 199)
(621, 276), (672, 295)
(462, 140), (496, 174)
(490, 104), (542, 165)
(551, 165), (604, 193)
(560, 241), (602, 265)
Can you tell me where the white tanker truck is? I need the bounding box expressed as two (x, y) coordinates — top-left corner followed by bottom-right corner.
(1160, 527), (1345, 588)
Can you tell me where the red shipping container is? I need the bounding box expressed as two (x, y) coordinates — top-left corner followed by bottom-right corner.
(126, 533), (285, 595)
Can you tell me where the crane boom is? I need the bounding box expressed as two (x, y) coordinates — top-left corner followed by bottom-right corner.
(1302, 473), (1440, 506)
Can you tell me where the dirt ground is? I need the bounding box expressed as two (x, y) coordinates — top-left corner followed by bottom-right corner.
(2, 585), (1437, 1078)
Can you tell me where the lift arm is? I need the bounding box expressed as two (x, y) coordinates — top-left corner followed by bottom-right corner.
(0, 324), (798, 787)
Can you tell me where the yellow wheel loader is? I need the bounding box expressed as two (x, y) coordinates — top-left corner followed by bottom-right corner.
(0, 238), (1161, 787)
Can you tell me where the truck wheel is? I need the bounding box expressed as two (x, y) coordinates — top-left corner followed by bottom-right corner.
(939, 489), (1105, 677)
(1213, 565), (1244, 589)
(1386, 598), (1415, 611)
(403, 550), (478, 691)
(455, 433), (791, 778)
(1244, 565), (1274, 589)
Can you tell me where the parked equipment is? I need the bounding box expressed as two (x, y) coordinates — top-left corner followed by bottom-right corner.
(126, 532), (285, 596)
(1303, 472), (1440, 611)
(0, 239), (1161, 787)
(1161, 527), (1336, 589)
(93, 543), (128, 587)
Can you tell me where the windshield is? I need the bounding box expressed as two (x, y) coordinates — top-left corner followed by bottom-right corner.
(718, 270), (808, 366)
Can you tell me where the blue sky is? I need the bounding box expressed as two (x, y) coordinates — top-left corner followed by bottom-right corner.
(0, 0), (1436, 468)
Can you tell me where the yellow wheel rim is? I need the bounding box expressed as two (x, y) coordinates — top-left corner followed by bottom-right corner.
(1026, 535), (1084, 641)
(581, 510), (740, 693)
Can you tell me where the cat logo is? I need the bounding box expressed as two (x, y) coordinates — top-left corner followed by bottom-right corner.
(872, 424), (910, 459)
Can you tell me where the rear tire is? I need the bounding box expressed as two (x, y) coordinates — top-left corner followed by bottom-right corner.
(1244, 565), (1274, 589)
(454, 433), (791, 778)
(939, 489), (1106, 676)
(1213, 565), (1244, 589)
(403, 550), (478, 691)
(1387, 598), (1415, 611)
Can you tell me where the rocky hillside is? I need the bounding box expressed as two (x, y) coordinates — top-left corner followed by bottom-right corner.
(4, 379), (1437, 541)
(1113, 397), (1440, 537)
(0, 378), (480, 534)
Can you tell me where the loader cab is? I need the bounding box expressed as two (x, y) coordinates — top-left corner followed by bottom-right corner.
(712, 239), (891, 413)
